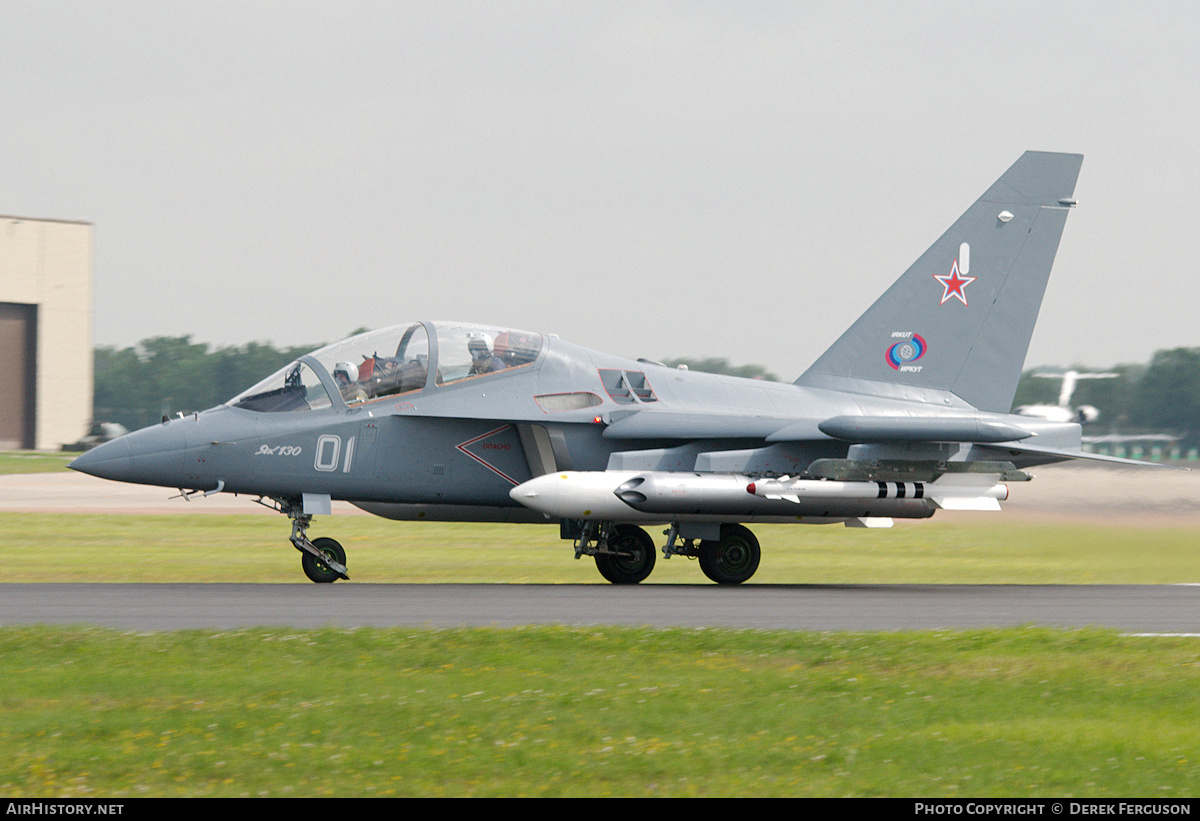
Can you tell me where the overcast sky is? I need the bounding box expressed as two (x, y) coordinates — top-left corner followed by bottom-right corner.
(3, 1), (1198, 380)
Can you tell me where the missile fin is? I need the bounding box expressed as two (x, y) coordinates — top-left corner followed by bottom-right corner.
(845, 517), (894, 528)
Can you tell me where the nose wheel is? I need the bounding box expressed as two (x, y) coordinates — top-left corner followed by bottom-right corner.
(301, 537), (348, 584)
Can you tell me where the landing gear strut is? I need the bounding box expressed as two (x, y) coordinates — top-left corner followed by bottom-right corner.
(259, 498), (350, 583)
(573, 522), (657, 584)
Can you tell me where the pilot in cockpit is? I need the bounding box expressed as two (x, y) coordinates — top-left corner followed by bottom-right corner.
(333, 360), (369, 404)
(468, 337), (507, 376)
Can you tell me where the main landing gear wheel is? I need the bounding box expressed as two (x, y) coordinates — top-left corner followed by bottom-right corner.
(699, 524), (761, 585)
(302, 537), (347, 584)
(595, 524), (656, 585)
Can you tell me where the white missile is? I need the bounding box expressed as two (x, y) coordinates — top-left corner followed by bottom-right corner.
(509, 470), (1001, 522)
(748, 474), (1008, 511)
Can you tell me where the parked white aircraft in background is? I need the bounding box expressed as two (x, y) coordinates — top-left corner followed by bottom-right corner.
(1015, 370), (1118, 424)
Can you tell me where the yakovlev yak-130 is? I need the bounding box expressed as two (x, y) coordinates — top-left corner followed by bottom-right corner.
(71, 151), (1150, 585)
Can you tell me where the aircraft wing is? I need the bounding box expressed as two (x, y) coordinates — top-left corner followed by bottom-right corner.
(598, 407), (1176, 479)
(604, 411), (1037, 445)
(601, 411), (824, 441)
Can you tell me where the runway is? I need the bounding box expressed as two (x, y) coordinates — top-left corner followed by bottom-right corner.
(5, 466), (1200, 633)
(2, 582), (1199, 633)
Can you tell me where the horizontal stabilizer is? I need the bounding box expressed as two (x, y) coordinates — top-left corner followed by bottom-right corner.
(976, 442), (1182, 469)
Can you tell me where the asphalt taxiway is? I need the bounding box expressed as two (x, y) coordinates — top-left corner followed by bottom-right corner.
(5, 466), (1200, 632)
(0, 582), (1199, 632)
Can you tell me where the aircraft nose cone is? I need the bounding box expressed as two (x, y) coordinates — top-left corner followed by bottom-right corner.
(68, 421), (189, 487)
(68, 437), (132, 481)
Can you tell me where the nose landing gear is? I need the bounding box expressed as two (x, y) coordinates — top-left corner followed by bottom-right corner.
(288, 509), (349, 582)
(257, 497), (350, 583)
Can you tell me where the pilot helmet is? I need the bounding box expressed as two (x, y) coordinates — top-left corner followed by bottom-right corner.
(467, 336), (492, 357)
(333, 361), (359, 384)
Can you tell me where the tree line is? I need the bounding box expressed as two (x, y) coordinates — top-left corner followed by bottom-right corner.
(93, 337), (1200, 445)
(94, 336), (322, 431)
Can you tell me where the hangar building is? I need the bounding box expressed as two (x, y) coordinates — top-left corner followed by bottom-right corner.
(0, 215), (93, 450)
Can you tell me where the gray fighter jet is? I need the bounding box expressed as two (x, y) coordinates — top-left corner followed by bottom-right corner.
(71, 151), (1141, 585)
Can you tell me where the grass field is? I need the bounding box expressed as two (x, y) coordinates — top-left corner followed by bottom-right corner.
(2, 625), (1199, 797)
(0, 451), (74, 474)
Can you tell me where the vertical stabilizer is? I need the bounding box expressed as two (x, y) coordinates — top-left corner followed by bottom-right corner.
(796, 152), (1082, 413)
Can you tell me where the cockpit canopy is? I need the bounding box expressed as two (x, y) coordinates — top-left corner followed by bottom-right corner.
(228, 322), (543, 412)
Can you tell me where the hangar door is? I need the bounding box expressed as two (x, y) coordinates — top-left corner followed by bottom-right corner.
(0, 302), (36, 449)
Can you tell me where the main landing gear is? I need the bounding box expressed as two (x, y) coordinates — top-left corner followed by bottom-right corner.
(594, 524), (657, 584)
(697, 524), (761, 586)
(573, 521), (761, 586)
(571, 522), (657, 584)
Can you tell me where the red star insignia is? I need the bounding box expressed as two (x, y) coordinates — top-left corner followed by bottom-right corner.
(933, 258), (976, 306)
